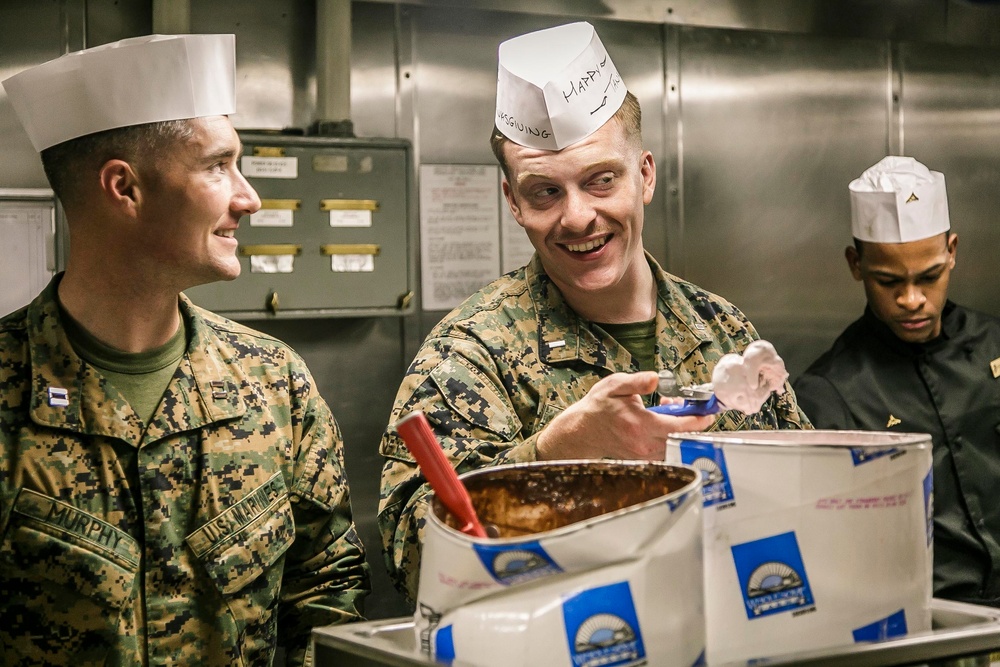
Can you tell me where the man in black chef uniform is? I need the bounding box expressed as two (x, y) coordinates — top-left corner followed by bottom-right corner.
(795, 155), (1000, 606)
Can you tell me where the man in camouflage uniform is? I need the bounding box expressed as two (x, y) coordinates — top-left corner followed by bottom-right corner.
(0, 35), (369, 665)
(378, 22), (810, 604)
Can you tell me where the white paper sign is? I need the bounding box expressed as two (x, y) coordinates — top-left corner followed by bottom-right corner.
(250, 255), (295, 273)
(250, 209), (294, 227)
(0, 202), (54, 316)
(241, 156), (298, 179)
(419, 165), (501, 311)
(329, 210), (372, 228)
(331, 254), (375, 272)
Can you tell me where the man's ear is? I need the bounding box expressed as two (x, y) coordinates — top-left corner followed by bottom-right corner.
(501, 178), (525, 228)
(98, 159), (141, 217)
(947, 232), (958, 269)
(845, 244), (863, 281)
(640, 150), (656, 205)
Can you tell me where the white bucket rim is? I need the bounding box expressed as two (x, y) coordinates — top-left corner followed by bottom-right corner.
(667, 429), (931, 449)
(427, 459), (702, 544)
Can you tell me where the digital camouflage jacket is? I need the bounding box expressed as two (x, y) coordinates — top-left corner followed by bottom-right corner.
(0, 278), (370, 666)
(378, 253), (810, 602)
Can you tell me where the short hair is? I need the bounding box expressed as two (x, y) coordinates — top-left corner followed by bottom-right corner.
(489, 90), (643, 181)
(40, 119), (195, 210)
(853, 229), (953, 258)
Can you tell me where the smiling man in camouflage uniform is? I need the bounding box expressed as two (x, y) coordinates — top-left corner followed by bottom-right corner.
(378, 22), (810, 604)
(0, 34), (369, 665)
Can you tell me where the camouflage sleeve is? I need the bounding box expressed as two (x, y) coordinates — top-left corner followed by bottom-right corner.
(377, 334), (534, 604)
(276, 359), (372, 666)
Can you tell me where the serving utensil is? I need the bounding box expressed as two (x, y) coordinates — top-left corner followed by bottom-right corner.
(395, 411), (488, 538)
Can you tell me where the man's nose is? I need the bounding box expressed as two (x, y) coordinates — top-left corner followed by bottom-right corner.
(561, 188), (596, 231)
(233, 169), (262, 216)
(897, 284), (926, 310)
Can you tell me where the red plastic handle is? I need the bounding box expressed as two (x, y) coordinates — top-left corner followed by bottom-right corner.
(395, 411), (487, 538)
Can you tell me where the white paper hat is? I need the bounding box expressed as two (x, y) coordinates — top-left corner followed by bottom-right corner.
(496, 22), (627, 151)
(849, 156), (950, 243)
(2, 34), (236, 152)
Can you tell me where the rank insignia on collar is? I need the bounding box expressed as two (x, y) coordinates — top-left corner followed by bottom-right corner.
(47, 386), (69, 407)
(991, 357), (1000, 379)
(905, 192), (919, 203)
(886, 414), (901, 428)
(210, 380), (228, 399)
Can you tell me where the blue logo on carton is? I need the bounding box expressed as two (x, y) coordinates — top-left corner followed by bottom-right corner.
(434, 624), (455, 663)
(731, 531), (815, 619)
(850, 447), (900, 465)
(562, 581), (646, 667)
(679, 440), (734, 507)
(852, 609), (907, 643)
(923, 467), (934, 547)
(473, 540), (563, 586)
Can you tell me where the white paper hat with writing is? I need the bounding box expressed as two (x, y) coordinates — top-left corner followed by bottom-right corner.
(849, 156), (950, 243)
(496, 22), (627, 151)
(2, 34), (236, 152)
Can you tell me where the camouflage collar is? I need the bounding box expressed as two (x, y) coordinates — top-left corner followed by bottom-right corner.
(526, 253), (712, 370)
(27, 277), (246, 445)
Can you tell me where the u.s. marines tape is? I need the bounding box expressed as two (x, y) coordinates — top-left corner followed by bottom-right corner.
(666, 430), (933, 664)
(416, 460), (706, 667)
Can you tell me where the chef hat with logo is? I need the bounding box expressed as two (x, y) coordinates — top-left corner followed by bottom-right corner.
(849, 156), (950, 243)
(2, 34), (236, 152)
(495, 22), (627, 151)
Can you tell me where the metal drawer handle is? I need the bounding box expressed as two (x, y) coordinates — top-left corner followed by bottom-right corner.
(238, 244), (303, 256)
(320, 199), (379, 211)
(320, 244), (381, 256)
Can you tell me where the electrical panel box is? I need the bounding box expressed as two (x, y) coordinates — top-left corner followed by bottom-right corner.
(184, 134), (414, 319)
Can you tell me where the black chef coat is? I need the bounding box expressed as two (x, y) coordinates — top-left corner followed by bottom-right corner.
(794, 302), (1000, 605)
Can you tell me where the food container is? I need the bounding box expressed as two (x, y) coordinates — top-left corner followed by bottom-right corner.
(666, 430), (933, 664)
(416, 460), (705, 667)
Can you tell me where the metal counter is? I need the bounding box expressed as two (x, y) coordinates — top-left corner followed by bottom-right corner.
(313, 599), (1000, 667)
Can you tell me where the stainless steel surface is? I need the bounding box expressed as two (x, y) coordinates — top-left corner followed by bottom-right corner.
(190, 0), (318, 131)
(0, 1), (68, 188)
(676, 27), (884, 378)
(358, 0), (1000, 47)
(899, 41), (1000, 318)
(312, 599), (1000, 667)
(315, 0), (352, 125)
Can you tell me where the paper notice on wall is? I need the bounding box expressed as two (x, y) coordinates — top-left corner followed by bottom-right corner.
(498, 175), (535, 273)
(250, 209), (294, 227)
(330, 209), (372, 227)
(419, 165), (501, 311)
(0, 202), (54, 317)
(250, 255), (295, 273)
(331, 254), (375, 272)
(241, 156), (298, 179)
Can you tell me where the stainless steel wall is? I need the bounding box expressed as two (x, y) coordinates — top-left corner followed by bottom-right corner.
(2, 0), (1000, 621)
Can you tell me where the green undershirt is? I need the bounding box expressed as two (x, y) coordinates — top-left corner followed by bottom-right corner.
(60, 306), (187, 425)
(596, 318), (657, 372)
